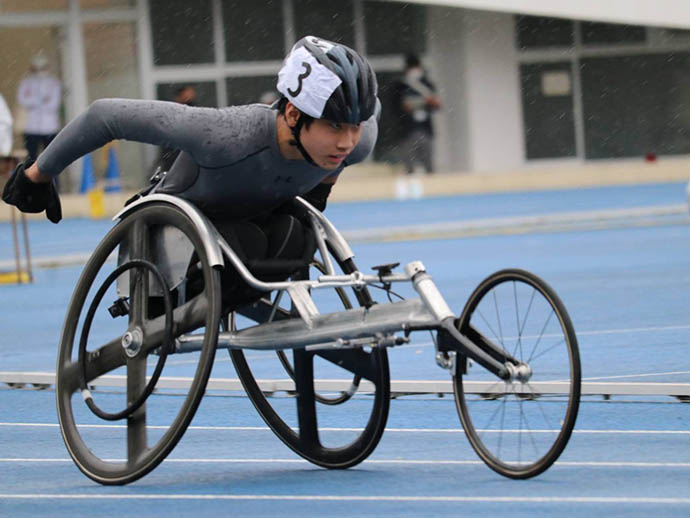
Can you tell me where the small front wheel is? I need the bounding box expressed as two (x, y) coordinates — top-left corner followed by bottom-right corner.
(453, 269), (581, 479)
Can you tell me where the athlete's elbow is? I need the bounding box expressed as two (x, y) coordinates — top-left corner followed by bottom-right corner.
(83, 99), (120, 139)
(84, 99), (113, 122)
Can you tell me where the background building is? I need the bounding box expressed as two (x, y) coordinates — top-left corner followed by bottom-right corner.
(1, 0), (690, 191)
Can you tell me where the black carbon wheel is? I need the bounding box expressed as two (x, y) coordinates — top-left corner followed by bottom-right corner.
(230, 258), (390, 469)
(275, 259), (361, 406)
(56, 202), (222, 485)
(453, 269), (581, 479)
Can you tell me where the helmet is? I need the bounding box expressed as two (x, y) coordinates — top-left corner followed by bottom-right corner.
(277, 36), (378, 124)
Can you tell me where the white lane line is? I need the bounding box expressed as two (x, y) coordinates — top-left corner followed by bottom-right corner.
(582, 370), (690, 381)
(1, 422), (689, 434)
(2, 458), (690, 468)
(577, 324), (690, 336)
(1, 494), (690, 504)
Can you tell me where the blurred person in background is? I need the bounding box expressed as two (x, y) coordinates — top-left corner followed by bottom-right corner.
(0, 92), (14, 177)
(0, 92), (12, 157)
(396, 54), (441, 176)
(17, 53), (62, 165)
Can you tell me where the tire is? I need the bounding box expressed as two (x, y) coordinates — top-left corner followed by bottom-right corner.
(453, 269), (581, 479)
(56, 202), (222, 485)
(230, 258), (390, 469)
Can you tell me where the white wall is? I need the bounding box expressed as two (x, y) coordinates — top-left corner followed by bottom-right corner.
(461, 10), (524, 171)
(427, 8), (524, 173)
(400, 0), (690, 31)
(427, 6), (471, 172)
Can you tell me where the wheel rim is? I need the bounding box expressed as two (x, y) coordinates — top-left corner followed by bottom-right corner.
(453, 269), (581, 478)
(56, 204), (221, 485)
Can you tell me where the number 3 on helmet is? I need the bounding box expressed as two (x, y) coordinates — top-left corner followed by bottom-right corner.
(277, 35), (380, 125)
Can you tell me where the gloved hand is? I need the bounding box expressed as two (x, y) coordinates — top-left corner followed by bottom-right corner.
(2, 159), (62, 223)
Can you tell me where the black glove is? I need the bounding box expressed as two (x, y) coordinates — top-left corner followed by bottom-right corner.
(2, 159), (62, 224)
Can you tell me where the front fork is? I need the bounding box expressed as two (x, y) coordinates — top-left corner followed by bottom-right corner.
(406, 261), (528, 382)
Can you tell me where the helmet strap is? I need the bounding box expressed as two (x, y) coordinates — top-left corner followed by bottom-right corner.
(289, 114), (318, 167)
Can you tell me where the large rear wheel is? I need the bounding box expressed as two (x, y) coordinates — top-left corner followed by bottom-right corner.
(56, 203), (222, 485)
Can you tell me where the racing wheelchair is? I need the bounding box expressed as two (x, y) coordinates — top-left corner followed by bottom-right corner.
(55, 192), (581, 485)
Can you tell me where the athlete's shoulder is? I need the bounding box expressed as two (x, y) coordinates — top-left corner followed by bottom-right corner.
(211, 103), (277, 161)
(222, 102), (275, 118)
(219, 103), (275, 134)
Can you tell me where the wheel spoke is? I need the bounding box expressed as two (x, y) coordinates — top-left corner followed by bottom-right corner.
(293, 349), (319, 449)
(139, 293), (209, 355)
(527, 382), (561, 431)
(492, 290), (504, 346)
(528, 337), (565, 364)
(518, 401), (542, 462)
(512, 281), (523, 361)
(476, 309), (504, 348)
(527, 309), (555, 363)
(475, 392), (505, 436)
(128, 221), (150, 327)
(517, 398), (523, 464)
(127, 356), (148, 460)
(83, 338), (127, 383)
(518, 289), (537, 339)
(497, 395), (506, 459)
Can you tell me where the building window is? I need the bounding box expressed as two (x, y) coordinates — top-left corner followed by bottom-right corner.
(226, 75), (278, 106)
(80, 0), (135, 8)
(515, 15), (574, 49)
(581, 22), (646, 45)
(150, 0), (214, 65)
(581, 53), (690, 159)
(222, 0), (285, 61)
(663, 28), (690, 41)
(520, 62), (576, 159)
(157, 81), (218, 107)
(293, 0), (355, 48)
(0, 0), (67, 11)
(363, 0), (426, 55)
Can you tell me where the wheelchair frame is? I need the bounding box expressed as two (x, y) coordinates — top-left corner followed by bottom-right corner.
(55, 192), (581, 485)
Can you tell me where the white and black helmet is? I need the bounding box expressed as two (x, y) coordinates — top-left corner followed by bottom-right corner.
(277, 36), (379, 125)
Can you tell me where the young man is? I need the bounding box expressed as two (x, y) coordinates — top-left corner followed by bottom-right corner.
(3, 36), (379, 298)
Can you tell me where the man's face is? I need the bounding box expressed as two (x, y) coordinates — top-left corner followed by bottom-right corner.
(299, 118), (363, 170)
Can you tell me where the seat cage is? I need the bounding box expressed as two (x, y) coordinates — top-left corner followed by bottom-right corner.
(112, 193), (356, 300)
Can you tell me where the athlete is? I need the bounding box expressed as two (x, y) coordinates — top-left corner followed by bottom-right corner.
(3, 36), (380, 301)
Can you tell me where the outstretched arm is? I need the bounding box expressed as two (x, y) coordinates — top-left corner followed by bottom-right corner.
(30, 98), (235, 180)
